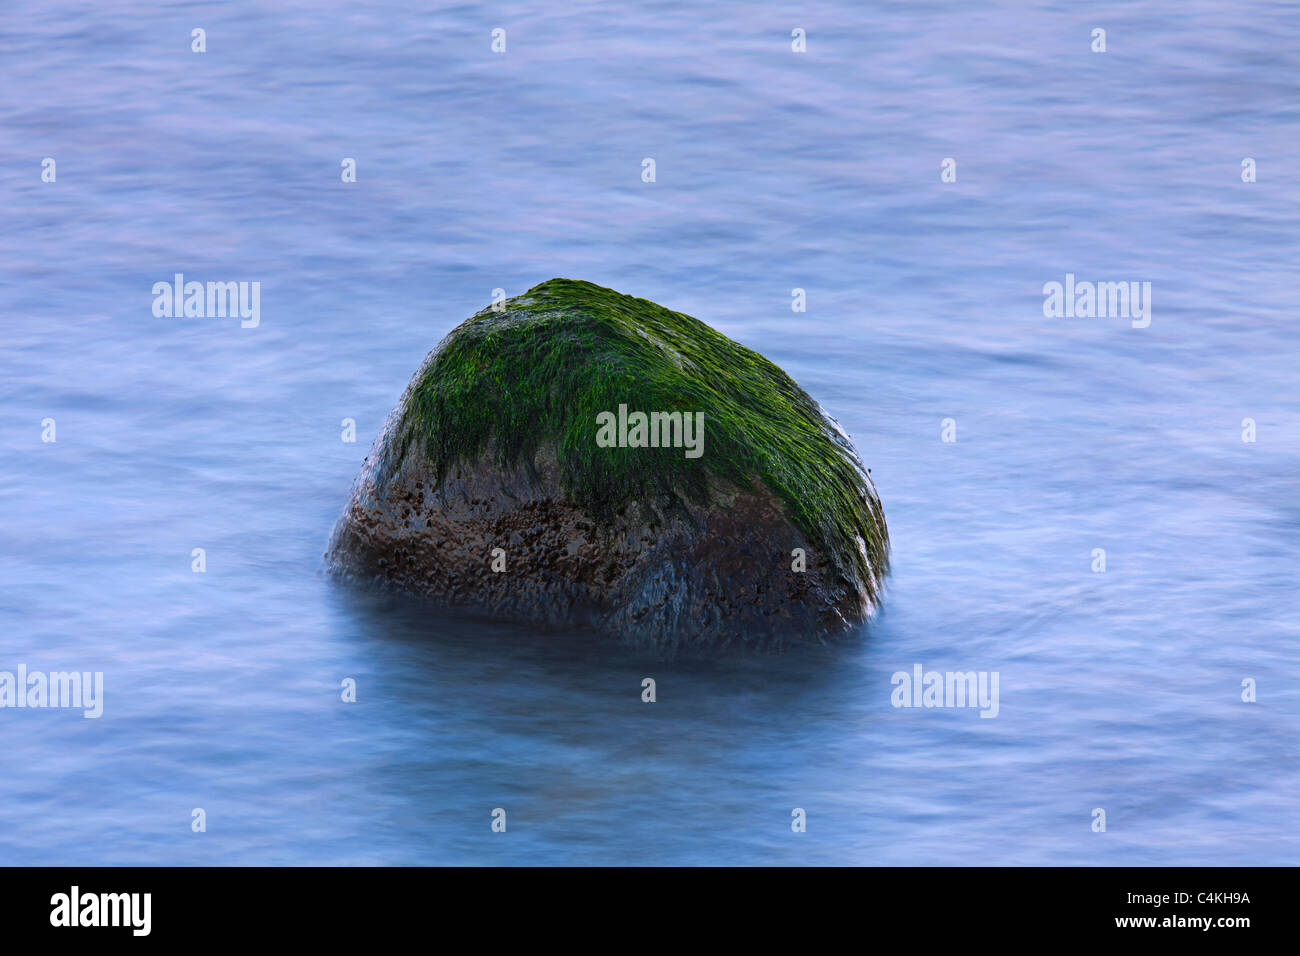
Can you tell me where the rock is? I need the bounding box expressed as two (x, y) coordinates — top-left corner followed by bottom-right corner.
(327, 279), (888, 650)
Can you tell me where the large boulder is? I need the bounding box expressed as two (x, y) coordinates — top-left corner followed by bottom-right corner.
(327, 279), (888, 650)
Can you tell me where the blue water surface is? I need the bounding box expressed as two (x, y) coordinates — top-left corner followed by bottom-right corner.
(1, 0), (1297, 864)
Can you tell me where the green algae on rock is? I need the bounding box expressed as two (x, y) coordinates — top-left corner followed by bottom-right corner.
(328, 279), (888, 648)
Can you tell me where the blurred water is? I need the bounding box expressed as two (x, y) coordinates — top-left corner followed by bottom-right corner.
(1, 0), (1297, 864)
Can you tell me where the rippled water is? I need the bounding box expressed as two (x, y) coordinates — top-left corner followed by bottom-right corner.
(1, 1), (1297, 864)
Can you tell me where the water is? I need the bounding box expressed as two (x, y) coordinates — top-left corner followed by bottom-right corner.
(1, 0), (1297, 865)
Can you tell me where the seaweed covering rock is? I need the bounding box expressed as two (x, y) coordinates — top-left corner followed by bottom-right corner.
(327, 279), (888, 650)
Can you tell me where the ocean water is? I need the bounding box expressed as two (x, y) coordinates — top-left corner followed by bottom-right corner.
(1, 0), (1297, 865)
